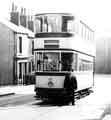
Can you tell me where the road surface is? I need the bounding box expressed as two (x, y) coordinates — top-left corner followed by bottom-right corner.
(0, 75), (111, 120)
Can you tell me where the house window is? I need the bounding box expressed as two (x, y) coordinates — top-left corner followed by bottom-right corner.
(19, 63), (22, 79)
(19, 36), (22, 53)
(25, 62), (27, 74)
(32, 40), (34, 55)
(29, 62), (31, 73)
(32, 61), (34, 71)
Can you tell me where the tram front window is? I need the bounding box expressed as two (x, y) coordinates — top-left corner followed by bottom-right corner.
(43, 52), (59, 71)
(36, 52), (59, 71)
(61, 53), (73, 71)
(36, 52), (77, 72)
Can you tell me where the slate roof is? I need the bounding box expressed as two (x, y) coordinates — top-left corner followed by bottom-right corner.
(0, 17), (34, 37)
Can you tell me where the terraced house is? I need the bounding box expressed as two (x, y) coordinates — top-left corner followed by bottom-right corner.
(0, 4), (35, 85)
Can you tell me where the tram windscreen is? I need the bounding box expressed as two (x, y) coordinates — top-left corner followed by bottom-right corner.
(36, 52), (77, 72)
(43, 52), (59, 71)
(61, 53), (73, 71)
(36, 52), (59, 71)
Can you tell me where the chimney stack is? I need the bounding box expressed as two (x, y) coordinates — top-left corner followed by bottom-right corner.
(10, 2), (34, 32)
(10, 2), (20, 26)
(27, 15), (34, 32)
(20, 7), (27, 28)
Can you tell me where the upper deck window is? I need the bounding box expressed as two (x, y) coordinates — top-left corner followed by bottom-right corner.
(62, 16), (74, 32)
(35, 14), (74, 33)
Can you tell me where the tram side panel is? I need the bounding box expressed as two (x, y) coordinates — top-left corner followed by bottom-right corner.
(74, 71), (94, 92)
(74, 53), (94, 91)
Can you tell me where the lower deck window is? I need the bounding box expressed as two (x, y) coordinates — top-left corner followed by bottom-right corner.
(61, 53), (77, 71)
(36, 52), (59, 71)
(19, 63), (22, 79)
(35, 52), (78, 72)
(79, 59), (93, 71)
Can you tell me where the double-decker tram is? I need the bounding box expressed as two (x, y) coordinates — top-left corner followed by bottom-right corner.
(34, 13), (95, 105)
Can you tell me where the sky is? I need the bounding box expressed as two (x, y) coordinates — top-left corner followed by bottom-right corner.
(0, 0), (111, 39)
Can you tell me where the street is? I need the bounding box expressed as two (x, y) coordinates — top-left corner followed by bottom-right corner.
(0, 94), (36, 107)
(0, 94), (69, 120)
(0, 75), (111, 120)
(0, 94), (69, 107)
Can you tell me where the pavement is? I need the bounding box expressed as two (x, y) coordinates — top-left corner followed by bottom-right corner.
(0, 85), (34, 96)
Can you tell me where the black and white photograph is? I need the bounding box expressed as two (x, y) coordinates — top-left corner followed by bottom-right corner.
(0, 0), (111, 120)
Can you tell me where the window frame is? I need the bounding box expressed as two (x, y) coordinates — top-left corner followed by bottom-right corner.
(19, 36), (22, 53)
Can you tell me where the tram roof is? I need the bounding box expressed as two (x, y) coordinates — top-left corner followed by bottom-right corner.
(35, 13), (73, 17)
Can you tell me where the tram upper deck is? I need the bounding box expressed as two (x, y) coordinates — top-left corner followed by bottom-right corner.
(35, 13), (93, 36)
(34, 13), (95, 57)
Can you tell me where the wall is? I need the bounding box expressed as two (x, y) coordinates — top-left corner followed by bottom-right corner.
(0, 22), (14, 85)
(95, 37), (111, 74)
